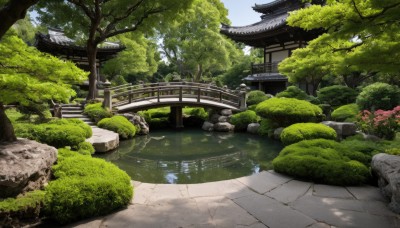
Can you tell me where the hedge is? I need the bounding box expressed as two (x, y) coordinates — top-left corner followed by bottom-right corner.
(280, 123), (337, 145)
(317, 85), (358, 107)
(255, 97), (323, 127)
(230, 110), (259, 131)
(331, 104), (359, 122)
(98, 116), (136, 139)
(356, 82), (400, 111)
(84, 103), (113, 123)
(246, 90), (270, 106)
(272, 139), (370, 185)
(276, 86), (309, 100)
(44, 149), (133, 224)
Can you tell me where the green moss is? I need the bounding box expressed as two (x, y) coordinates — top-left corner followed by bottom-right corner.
(44, 149), (133, 224)
(255, 98), (323, 127)
(280, 123), (337, 145)
(272, 139), (370, 185)
(230, 110), (259, 131)
(246, 90), (270, 106)
(98, 116), (136, 139)
(48, 118), (92, 138)
(331, 104), (359, 122)
(73, 142), (95, 155)
(84, 103), (113, 123)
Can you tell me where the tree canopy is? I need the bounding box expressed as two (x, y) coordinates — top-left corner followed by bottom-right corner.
(279, 0), (400, 90)
(159, 0), (243, 82)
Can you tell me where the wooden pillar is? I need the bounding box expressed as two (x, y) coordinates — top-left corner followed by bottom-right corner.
(170, 106), (184, 129)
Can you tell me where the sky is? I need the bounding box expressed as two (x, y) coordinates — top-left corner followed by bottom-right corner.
(221, 0), (273, 26)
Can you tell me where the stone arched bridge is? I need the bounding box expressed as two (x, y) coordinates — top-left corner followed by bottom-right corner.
(103, 82), (247, 128)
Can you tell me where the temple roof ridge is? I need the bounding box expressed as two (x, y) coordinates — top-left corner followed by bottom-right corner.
(253, 0), (291, 13)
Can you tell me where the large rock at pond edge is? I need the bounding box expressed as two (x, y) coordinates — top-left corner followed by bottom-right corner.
(274, 127), (284, 140)
(202, 121), (214, 131)
(119, 113), (149, 135)
(321, 121), (357, 138)
(0, 139), (57, 198)
(86, 127), (119, 153)
(220, 109), (232, 116)
(371, 153), (400, 213)
(210, 114), (221, 124)
(214, 122), (234, 132)
(247, 123), (260, 134)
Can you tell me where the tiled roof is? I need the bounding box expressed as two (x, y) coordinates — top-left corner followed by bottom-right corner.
(253, 0), (289, 13)
(243, 73), (288, 82)
(220, 13), (287, 36)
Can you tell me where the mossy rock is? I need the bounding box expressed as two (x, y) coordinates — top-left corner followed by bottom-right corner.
(255, 98), (323, 127)
(280, 123), (337, 145)
(272, 139), (370, 185)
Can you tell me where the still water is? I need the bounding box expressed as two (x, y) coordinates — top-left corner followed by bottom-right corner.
(97, 129), (283, 184)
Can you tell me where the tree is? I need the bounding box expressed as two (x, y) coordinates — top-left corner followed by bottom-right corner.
(280, 0), (400, 88)
(36, 0), (193, 100)
(0, 31), (87, 142)
(159, 0), (243, 82)
(102, 32), (159, 84)
(0, 0), (39, 39)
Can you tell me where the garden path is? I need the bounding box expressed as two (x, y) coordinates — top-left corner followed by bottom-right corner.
(69, 171), (399, 228)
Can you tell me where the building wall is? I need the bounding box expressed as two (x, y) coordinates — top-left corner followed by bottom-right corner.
(271, 50), (289, 62)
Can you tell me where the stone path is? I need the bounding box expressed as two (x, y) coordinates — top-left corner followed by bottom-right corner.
(69, 171), (399, 228)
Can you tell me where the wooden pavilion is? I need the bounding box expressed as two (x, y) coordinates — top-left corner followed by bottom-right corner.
(35, 28), (125, 86)
(220, 0), (323, 95)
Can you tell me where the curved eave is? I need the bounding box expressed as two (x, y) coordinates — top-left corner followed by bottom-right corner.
(253, 0), (289, 14)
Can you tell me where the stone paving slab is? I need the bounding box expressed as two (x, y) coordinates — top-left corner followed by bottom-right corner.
(68, 172), (400, 228)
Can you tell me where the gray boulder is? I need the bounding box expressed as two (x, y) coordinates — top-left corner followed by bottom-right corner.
(210, 114), (221, 124)
(120, 113), (149, 135)
(274, 127), (284, 140)
(321, 121), (357, 138)
(371, 153), (400, 213)
(220, 109), (232, 116)
(86, 127), (119, 153)
(247, 123), (260, 134)
(202, 121), (214, 131)
(218, 116), (228, 123)
(0, 139), (57, 198)
(214, 122), (234, 132)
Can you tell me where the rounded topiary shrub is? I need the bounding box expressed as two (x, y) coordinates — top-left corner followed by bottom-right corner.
(331, 104), (359, 122)
(246, 90), (270, 106)
(255, 98), (323, 127)
(98, 116), (136, 139)
(317, 85), (358, 107)
(275, 86), (309, 100)
(48, 118), (92, 138)
(272, 139), (370, 185)
(356, 82), (400, 111)
(84, 103), (113, 123)
(280, 123), (337, 145)
(44, 149), (133, 224)
(257, 118), (278, 137)
(230, 110), (259, 131)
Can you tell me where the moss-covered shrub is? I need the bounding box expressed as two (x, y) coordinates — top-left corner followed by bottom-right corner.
(280, 123), (337, 145)
(255, 98), (323, 127)
(83, 103), (113, 123)
(48, 118), (92, 138)
(331, 104), (359, 122)
(230, 110), (259, 131)
(276, 86), (309, 100)
(0, 190), (45, 226)
(356, 82), (400, 111)
(272, 139), (370, 185)
(257, 118), (278, 137)
(317, 85), (358, 107)
(72, 142), (95, 155)
(44, 149), (133, 224)
(183, 107), (208, 120)
(98, 116), (136, 139)
(246, 90), (270, 106)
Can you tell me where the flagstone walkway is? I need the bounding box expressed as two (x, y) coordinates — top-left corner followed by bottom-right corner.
(69, 171), (399, 228)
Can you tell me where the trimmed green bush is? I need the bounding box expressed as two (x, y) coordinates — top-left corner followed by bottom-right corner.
(255, 98), (323, 127)
(317, 85), (358, 107)
(98, 116), (136, 139)
(356, 82), (400, 111)
(276, 86), (309, 100)
(280, 123), (337, 145)
(246, 90), (270, 106)
(272, 139), (370, 185)
(44, 149), (133, 224)
(73, 142), (95, 155)
(84, 103), (113, 123)
(230, 110), (259, 131)
(0, 190), (45, 226)
(257, 118), (278, 137)
(183, 107), (208, 120)
(331, 104), (359, 122)
(48, 118), (92, 138)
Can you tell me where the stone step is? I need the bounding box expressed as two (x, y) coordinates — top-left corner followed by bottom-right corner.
(62, 106), (83, 110)
(61, 104), (82, 108)
(62, 110), (83, 114)
(62, 114), (87, 118)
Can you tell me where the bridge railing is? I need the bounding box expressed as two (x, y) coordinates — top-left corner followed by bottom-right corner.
(103, 82), (247, 111)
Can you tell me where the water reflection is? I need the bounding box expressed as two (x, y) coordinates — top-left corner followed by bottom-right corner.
(96, 129), (283, 184)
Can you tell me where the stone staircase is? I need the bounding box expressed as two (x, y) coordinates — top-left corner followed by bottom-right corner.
(60, 104), (96, 127)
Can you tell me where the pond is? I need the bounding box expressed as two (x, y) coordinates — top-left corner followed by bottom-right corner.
(96, 129), (283, 184)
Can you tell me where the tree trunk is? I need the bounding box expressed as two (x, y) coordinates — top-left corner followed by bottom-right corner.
(0, 103), (17, 142)
(86, 41), (98, 100)
(194, 64), (203, 82)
